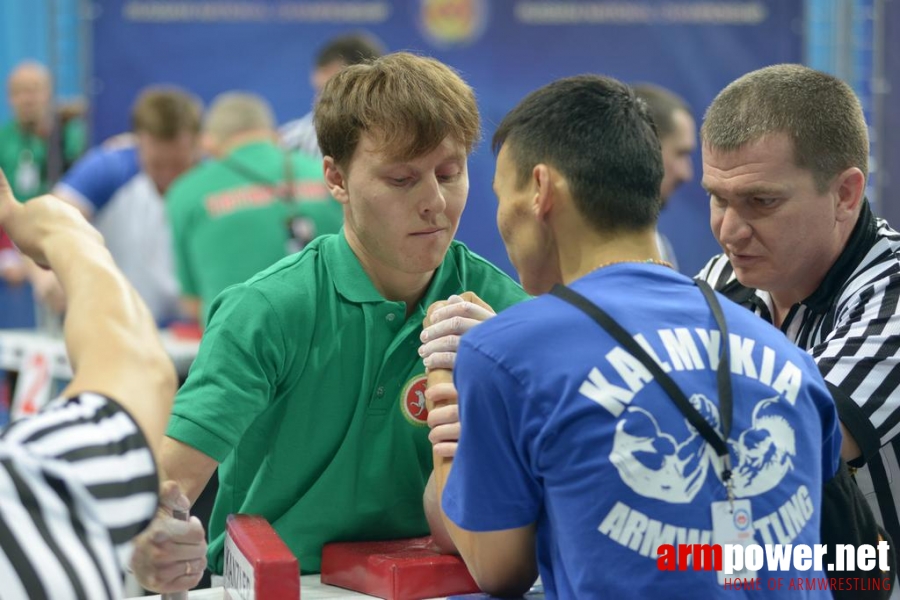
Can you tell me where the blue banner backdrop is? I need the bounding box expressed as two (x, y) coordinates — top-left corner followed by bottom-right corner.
(883, 0), (899, 226)
(92, 0), (803, 279)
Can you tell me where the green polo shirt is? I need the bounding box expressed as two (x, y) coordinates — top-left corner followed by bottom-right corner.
(167, 233), (529, 573)
(0, 119), (86, 199)
(166, 141), (340, 323)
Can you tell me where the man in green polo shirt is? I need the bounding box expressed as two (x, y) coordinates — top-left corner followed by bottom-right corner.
(166, 92), (340, 325)
(130, 52), (529, 594)
(0, 61), (85, 199)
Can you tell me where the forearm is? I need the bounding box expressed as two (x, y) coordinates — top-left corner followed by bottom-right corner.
(425, 468), (457, 553)
(432, 459), (537, 598)
(430, 460), (478, 559)
(55, 237), (176, 455)
(159, 436), (219, 505)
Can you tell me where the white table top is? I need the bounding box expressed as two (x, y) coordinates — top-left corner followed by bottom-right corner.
(137, 575), (544, 599)
(138, 575), (443, 599)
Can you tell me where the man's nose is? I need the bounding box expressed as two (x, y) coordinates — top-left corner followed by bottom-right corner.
(419, 175), (447, 215)
(716, 205), (752, 245)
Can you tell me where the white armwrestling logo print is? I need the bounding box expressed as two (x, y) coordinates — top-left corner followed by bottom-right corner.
(612, 393), (796, 503)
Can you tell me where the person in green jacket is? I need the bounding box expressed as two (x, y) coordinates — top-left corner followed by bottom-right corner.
(0, 61), (85, 199)
(129, 52), (529, 594)
(166, 91), (340, 325)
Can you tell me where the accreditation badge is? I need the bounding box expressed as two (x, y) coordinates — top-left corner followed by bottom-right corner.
(16, 150), (40, 195)
(712, 499), (757, 585)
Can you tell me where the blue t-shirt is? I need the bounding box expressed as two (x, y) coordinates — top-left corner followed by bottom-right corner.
(54, 145), (140, 214)
(444, 264), (841, 599)
(52, 144), (180, 325)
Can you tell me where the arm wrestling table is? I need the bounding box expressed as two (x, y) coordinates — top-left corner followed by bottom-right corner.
(0, 327), (199, 418)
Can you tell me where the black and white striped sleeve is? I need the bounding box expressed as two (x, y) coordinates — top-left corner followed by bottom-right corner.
(812, 265), (900, 457)
(695, 253), (735, 289)
(0, 392), (159, 600)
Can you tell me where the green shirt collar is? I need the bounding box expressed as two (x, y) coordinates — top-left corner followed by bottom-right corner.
(325, 230), (463, 311)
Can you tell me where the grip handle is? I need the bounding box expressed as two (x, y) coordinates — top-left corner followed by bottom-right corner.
(160, 509), (190, 600)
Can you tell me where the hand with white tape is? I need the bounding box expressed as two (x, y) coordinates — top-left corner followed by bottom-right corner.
(419, 292), (496, 371)
(131, 480), (207, 593)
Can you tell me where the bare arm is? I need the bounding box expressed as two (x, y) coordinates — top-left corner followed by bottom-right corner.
(422, 294), (538, 596)
(128, 437), (215, 593)
(425, 373), (538, 597)
(0, 172), (176, 458)
(159, 436), (219, 505)
(23, 256), (67, 314)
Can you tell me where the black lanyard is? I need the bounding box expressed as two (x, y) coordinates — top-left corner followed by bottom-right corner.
(219, 151), (296, 203)
(550, 278), (735, 497)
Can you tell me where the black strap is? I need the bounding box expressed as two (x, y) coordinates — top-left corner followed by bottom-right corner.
(219, 150), (296, 204)
(549, 279), (733, 462)
(697, 280), (734, 443)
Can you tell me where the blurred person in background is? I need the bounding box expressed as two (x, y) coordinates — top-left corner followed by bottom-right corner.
(29, 86), (202, 325)
(167, 91), (339, 325)
(0, 61), (86, 328)
(280, 31), (386, 157)
(632, 83), (696, 271)
(0, 61), (86, 199)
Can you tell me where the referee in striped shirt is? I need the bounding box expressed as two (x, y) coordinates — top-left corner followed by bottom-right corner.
(696, 64), (899, 592)
(0, 169), (196, 599)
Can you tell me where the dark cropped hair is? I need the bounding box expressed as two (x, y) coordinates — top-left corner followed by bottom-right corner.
(632, 83), (691, 140)
(493, 74), (663, 233)
(315, 32), (386, 68)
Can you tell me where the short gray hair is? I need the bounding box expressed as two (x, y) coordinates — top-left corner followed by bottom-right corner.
(701, 64), (868, 190)
(203, 92), (275, 142)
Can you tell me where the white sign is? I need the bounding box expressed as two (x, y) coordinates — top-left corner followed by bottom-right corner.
(11, 349), (52, 420)
(224, 529), (255, 600)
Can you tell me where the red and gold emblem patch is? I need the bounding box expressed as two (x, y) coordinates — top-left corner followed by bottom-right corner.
(400, 374), (429, 426)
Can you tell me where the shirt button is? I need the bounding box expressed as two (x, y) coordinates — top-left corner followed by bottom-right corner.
(386, 313), (396, 322)
(376, 386), (385, 397)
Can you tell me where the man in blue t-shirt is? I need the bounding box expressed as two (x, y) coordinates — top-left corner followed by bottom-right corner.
(31, 87), (201, 325)
(423, 75), (842, 598)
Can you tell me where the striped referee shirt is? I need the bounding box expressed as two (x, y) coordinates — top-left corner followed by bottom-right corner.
(0, 392), (158, 599)
(279, 112), (321, 159)
(697, 199), (900, 550)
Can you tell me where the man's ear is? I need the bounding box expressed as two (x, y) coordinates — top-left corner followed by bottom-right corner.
(833, 166), (866, 222)
(532, 164), (555, 221)
(323, 156), (349, 205)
